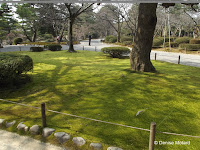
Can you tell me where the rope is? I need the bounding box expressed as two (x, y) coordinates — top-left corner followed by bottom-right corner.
(1, 98), (200, 138)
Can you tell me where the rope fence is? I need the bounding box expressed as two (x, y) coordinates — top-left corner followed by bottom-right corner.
(1, 98), (200, 149)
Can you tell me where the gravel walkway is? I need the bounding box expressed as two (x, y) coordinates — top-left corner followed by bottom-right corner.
(0, 129), (66, 150)
(0, 39), (199, 68)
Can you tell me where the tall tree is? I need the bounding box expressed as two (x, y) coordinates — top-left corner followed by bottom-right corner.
(65, 3), (94, 52)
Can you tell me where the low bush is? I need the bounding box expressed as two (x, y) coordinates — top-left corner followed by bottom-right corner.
(122, 41), (133, 46)
(153, 39), (163, 47)
(121, 36), (133, 43)
(174, 37), (191, 45)
(164, 42), (178, 47)
(13, 38), (23, 45)
(189, 39), (200, 44)
(30, 47), (44, 52)
(179, 44), (200, 51)
(45, 44), (62, 51)
(105, 35), (117, 43)
(101, 47), (130, 58)
(0, 53), (33, 86)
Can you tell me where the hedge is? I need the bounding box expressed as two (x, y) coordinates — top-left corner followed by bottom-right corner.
(179, 44), (200, 51)
(122, 41), (133, 46)
(164, 42), (178, 47)
(13, 38), (23, 45)
(153, 39), (163, 47)
(30, 47), (44, 52)
(174, 37), (191, 45)
(105, 35), (117, 43)
(101, 47), (130, 58)
(121, 36), (133, 43)
(189, 39), (200, 44)
(45, 44), (62, 51)
(0, 53), (33, 85)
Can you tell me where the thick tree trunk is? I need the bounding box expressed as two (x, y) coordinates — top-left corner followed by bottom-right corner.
(130, 3), (157, 72)
(68, 19), (76, 52)
(32, 29), (37, 42)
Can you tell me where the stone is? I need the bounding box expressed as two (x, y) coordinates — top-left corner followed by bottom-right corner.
(5, 120), (16, 128)
(0, 119), (5, 125)
(43, 127), (55, 137)
(30, 125), (40, 135)
(17, 122), (28, 131)
(90, 143), (102, 150)
(107, 147), (123, 150)
(54, 132), (71, 143)
(72, 137), (86, 146)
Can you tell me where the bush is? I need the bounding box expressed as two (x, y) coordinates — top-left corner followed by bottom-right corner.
(174, 37), (191, 45)
(153, 39), (163, 47)
(122, 41), (133, 46)
(101, 47), (130, 58)
(30, 47), (44, 52)
(105, 35), (117, 43)
(189, 39), (200, 44)
(45, 44), (62, 51)
(164, 42), (178, 47)
(13, 38), (23, 45)
(0, 53), (33, 86)
(121, 36), (133, 43)
(179, 44), (200, 51)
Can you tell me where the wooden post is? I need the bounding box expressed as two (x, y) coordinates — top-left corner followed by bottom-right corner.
(41, 102), (47, 128)
(149, 122), (156, 150)
(95, 46), (97, 51)
(178, 55), (180, 64)
(83, 46), (84, 50)
(155, 53), (157, 60)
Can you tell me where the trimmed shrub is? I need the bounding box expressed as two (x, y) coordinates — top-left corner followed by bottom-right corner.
(101, 47), (130, 58)
(121, 36), (133, 43)
(105, 35), (117, 43)
(30, 47), (44, 52)
(189, 39), (200, 44)
(122, 41), (133, 46)
(164, 42), (178, 47)
(13, 38), (23, 45)
(179, 44), (200, 51)
(0, 53), (33, 86)
(45, 44), (62, 51)
(174, 37), (191, 45)
(153, 39), (163, 47)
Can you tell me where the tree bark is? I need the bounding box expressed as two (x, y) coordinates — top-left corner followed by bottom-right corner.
(130, 3), (157, 72)
(68, 19), (76, 52)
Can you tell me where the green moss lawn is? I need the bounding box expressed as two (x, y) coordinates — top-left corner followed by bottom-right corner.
(0, 50), (200, 150)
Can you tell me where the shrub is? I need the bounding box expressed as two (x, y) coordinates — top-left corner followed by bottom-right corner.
(122, 41), (133, 46)
(189, 39), (200, 44)
(121, 36), (133, 43)
(45, 44), (62, 51)
(101, 47), (130, 58)
(0, 53), (33, 86)
(164, 42), (178, 47)
(30, 47), (44, 52)
(105, 35), (117, 43)
(153, 39), (163, 47)
(179, 44), (200, 51)
(13, 38), (23, 45)
(174, 37), (191, 45)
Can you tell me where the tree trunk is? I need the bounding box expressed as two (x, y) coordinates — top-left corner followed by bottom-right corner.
(68, 19), (76, 52)
(32, 29), (37, 42)
(130, 3), (157, 72)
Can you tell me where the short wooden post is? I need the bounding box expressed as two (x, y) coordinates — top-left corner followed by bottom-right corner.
(41, 102), (47, 128)
(149, 122), (156, 150)
(155, 53), (157, 60)
(95, 46), (97, 51)
(83, 46), (84, 50)
(178, 55), (180, 64)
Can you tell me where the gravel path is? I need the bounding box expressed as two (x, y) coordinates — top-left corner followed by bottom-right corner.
(0, 39), (199, 68)
(0, 129), (66, 150)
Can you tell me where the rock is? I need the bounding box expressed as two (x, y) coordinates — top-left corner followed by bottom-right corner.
(17, 122), (28, 131)
(43, 127), (55, 137)
(5, 120), (16, 128)
(107, 147), (123, 150)
(0, 119), (5, 125)
(54, 132), (71, 143)
(30, 125), (40, 135)
(72, 137), (86, 146)
(90, 143), (102, 150)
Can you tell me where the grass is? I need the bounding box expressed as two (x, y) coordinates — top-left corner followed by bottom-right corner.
(0, 50), (200, 150)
